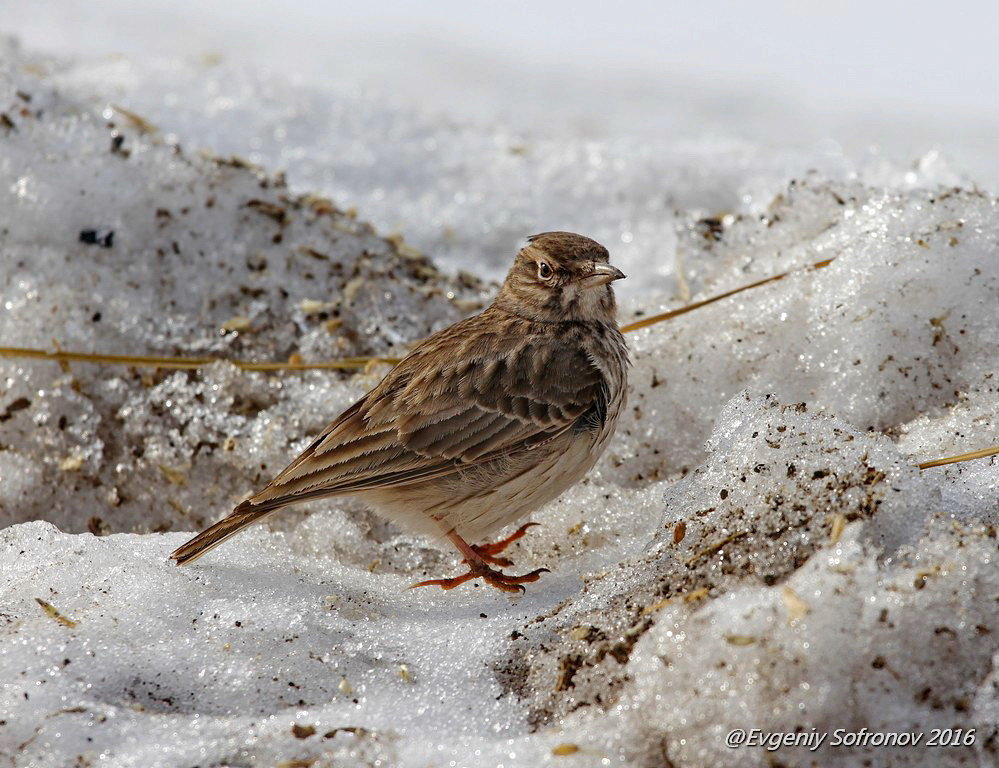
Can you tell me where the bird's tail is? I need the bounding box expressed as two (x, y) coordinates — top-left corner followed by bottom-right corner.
(170, 497), (290, 565)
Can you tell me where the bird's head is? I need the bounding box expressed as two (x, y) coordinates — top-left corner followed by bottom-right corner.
(496, 232), (624, 324)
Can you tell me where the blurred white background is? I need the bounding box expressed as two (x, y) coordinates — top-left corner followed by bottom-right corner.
(7, 0), (999, 146)
(6, 1), (999, 282)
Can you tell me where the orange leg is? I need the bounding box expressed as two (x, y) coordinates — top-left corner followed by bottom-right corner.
(471, 522), (539, 566)
(410, 525), (548, 594)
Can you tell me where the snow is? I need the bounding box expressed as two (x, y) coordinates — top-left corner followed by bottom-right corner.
(15, 24), (993, 294)
(1, 21), (997, 768)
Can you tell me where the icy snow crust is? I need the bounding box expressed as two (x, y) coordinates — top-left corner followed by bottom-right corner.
(0, 40), (484, 536)
(1, 40), (998, 768)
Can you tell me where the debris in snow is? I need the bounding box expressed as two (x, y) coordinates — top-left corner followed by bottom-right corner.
(1, 37), (996, 768)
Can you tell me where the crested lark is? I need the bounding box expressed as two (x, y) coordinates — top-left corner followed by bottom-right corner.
(171, 231), (628, 592)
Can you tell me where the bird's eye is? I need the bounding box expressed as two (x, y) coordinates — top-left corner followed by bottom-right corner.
(537, 261), (553, 280)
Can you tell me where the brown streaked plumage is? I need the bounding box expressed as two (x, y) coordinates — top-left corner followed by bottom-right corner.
(170, 231), (628, 592)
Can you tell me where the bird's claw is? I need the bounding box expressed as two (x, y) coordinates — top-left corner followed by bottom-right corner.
(470, 522), (539, 566)
(410, 565), (550, 594)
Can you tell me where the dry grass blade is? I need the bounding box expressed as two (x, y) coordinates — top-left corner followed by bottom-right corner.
(685, 530), (748, 566)
(619, 257), (836, 333)
(34, 598), (78, 628)
(917, 446), (999, 469)
(1, 258), (834, 373)
(2, 255), (995, 472)
(109, 104), (157, 134)
(0, 346), (399, 371)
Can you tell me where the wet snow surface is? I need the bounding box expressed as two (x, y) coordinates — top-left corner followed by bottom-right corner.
(1, 37), (997, 768)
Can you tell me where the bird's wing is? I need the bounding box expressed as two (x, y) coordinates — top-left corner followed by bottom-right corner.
(251, 320), (607, 505)
(170, 316), (611, 565)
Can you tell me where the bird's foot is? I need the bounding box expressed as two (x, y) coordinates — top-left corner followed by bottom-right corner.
(410, 524), (548, 593)
(470, 522), (540, 567)
(410, 562), (549, 593)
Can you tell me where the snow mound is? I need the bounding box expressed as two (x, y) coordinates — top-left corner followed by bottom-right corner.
(612, 518), (996, 768)
(0, 43), (482, 534)
(1, 39), (996, 768)
(31, 39), (978, 298)
(496, 394), (988, 708)
(614, 179), (999, 479)
(3, 396), (994, 768)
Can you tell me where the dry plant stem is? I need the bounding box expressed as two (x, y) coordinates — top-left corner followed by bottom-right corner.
(2, 256), (995, 471)
(0, 258), (837, 372)
(618, 257), (836, 333)
(685, 530), (749, 566)
(34, 598), (78, 628)
(0, 346), (399, 371)
(917, 445), (999, 469)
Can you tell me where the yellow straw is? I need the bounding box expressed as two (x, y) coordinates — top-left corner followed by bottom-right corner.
(0, 346), (399, 371)
(3, 254), (995, 471)
(620, 257), (835, 333)
(916, 446), (999, 469)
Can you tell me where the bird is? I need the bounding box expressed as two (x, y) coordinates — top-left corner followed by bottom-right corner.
(170, 232), (628, 592)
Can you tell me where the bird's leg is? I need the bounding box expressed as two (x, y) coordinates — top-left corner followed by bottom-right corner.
(410, 527), (548, 594)
(470, 522), (539, 566)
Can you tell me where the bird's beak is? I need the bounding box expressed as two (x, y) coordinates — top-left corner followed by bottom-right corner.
(583, 263), (626, 287)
